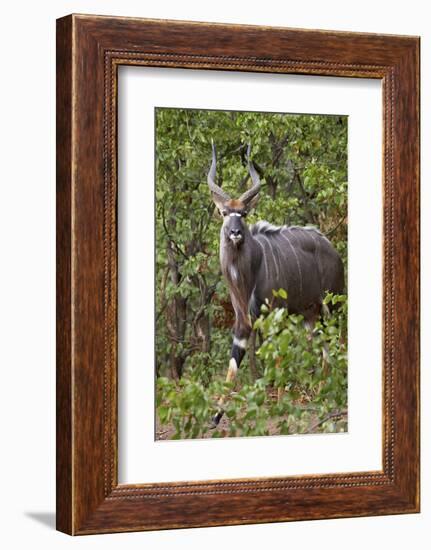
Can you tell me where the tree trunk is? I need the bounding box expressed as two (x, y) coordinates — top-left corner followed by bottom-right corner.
(167, 241), (187, 379)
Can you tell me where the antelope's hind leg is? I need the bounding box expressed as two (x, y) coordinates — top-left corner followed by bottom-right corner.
(210, 335), (248, 428)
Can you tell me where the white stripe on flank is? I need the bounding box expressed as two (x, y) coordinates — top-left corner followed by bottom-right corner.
(280, 229), (303, 299)
(261, 234), (280, 280)
(305, 228), (323, 282)
(255, 238), (269, 279)
(233, 337), (248, 349)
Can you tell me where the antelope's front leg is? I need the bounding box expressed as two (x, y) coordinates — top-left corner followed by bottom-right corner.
(210, 335), (248, 428)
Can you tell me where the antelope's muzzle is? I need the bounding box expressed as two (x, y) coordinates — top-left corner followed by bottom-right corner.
(229, 228), (243, 245)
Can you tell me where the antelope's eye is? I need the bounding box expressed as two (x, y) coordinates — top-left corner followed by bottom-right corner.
(221, 210), (228, 216)
(242, 211), (248, 218)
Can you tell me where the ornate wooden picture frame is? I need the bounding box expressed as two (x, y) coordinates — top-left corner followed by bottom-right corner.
(56, 14), (420, 535)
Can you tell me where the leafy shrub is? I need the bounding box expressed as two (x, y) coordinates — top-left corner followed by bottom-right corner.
(156, 290), (347, 439)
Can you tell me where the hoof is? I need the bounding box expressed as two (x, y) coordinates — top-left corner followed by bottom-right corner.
(209, 411), (223, 429)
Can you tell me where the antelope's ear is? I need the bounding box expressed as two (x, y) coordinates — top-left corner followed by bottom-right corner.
(245, 193), (260, 212)
(210, 193), (227, 213)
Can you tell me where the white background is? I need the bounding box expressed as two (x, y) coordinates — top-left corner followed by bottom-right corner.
(0, 1), (428, 549)
(119, 68), (382, 483)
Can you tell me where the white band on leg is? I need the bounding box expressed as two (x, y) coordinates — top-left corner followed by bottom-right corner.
(233, 337), (247, 349)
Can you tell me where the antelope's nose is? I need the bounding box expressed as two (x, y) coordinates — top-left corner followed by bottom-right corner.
(230, 229), (242, 237)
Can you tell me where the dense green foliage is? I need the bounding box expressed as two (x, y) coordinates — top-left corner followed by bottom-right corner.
(155, 108), (348, 439)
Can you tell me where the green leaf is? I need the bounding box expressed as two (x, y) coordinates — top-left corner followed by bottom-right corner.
(278, 288), (287, 299)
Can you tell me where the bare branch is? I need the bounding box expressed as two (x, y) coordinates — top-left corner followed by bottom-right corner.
(160, 200), (188, 260)
(324, 215), (347, 238)
(306, 410), (347, 434)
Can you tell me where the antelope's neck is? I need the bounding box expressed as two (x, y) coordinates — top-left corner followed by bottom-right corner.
(220, 233), (257, 289)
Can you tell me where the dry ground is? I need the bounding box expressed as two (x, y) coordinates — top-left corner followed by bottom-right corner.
(155, 389), (347, 440)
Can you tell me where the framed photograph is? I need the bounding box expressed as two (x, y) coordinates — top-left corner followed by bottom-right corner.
(56, 14), (420, 535)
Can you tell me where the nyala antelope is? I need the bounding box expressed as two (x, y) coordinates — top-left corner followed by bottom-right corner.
(208, 143), (344, 427)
